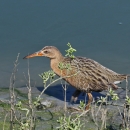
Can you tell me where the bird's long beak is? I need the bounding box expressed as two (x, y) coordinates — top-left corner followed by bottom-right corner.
(23, 50), (43, 59)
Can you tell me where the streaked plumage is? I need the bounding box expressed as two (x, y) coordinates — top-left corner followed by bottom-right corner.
(23, 46), (128, 110)
(58, 56), (126, 92)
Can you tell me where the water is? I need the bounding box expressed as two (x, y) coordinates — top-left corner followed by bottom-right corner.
(0, 0), (130, 88)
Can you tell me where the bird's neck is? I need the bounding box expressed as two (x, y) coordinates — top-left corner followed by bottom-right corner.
(50, 55), (64, 76)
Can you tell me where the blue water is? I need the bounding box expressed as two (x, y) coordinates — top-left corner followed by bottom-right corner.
(0, 0), (130, 88)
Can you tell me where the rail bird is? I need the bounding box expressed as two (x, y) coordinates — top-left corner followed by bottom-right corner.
(23, 46), (128, 110)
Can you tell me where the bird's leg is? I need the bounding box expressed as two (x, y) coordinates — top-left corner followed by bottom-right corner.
(70, 89), (81, 103)
(85, 93), (93, 110)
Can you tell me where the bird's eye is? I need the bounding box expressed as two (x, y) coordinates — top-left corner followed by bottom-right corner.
(44, 50), (48, 54)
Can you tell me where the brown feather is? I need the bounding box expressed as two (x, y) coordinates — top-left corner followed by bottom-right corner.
(51, 56), (127, 92)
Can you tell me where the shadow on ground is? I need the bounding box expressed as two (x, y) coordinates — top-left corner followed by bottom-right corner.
(36, 84), (105, 103)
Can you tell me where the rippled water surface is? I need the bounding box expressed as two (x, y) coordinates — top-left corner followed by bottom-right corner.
(0, 0), (130, 88)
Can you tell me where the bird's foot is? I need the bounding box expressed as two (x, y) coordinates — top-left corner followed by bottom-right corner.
(70, 89), (81, 104)
(70, 96), (78, 104)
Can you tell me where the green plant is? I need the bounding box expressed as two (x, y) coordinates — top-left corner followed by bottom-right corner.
(58, 62), (71, 71)
(65, 42), (76, 59)
(125, 96), (130, 105)
(57, 114), (83, 130)
(78, 100), (86, 110)
(16, 101), (29, 117)
(97, 96), (107, 104)
(2, 43), (130, 130)
(107, 88), (119, 101)
(39, 70), (56, 87)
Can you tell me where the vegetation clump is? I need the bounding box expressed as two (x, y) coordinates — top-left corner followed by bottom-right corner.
(0, 43), (130, 130)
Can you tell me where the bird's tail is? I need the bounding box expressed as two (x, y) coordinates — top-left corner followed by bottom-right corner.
(113, 74), (129, 85)
(117, 74), (129, 81)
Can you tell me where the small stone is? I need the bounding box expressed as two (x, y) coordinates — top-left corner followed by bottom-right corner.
(41, 100), (52, 108)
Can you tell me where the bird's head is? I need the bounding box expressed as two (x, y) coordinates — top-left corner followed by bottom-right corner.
(23, 46), (63, 60)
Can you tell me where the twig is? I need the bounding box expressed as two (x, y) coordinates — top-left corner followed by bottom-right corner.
(3, 112), (9, 130)
(126, 76), (128, 97)
(38, 71), (80, 99)
(9, 53), (20, 130)
(100, 108), (107, 130)
(26, 59), (35, 130)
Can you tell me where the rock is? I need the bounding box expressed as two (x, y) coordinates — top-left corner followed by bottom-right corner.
(41, 100), (52, 108)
